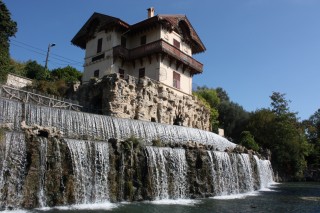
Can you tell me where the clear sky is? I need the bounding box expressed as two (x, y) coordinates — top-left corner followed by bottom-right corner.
(4, 0), (320, 120)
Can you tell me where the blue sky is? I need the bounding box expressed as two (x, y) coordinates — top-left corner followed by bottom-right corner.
(4, 0), (320, 120)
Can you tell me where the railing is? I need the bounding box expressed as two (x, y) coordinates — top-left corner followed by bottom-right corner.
(113, 39), (203, 73)
(0, 84), (83, 111)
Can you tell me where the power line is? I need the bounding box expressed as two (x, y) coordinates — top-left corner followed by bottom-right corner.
(10, 39), (83, 65)
(11, 43), (47, 57)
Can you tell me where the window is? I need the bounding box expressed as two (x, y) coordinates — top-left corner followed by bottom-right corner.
(97, 38), (103, 53)
(173, 39), (180, 49)
(173, 72), (180, 89)
(139, 68), (145, 78)
(94, 70), (99, 78)
(119, 69), (125, 79)
(140, 35), (146, 45)
(121, 36), (127, 48)
(92, 53), (105, 62)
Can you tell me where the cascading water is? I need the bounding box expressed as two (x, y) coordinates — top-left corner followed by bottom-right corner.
(254, 155), (274, 189)
(38, 137), (48, 207)
(238, 154), (254, 192)
(208, 151), (239, 195)
(145, 146), (170, 200)
(145, 146), (188, 200)
(207, 151), (258, 196)
(0, 131), (26, 209)
(24, 103), (235, 151)
(0, 99), (22, 130)
(0, 98), (277, 209)
(169, 148), (188, 199)
(65, 139), (109, 204)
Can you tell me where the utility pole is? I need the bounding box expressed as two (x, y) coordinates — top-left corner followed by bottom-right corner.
(44, 43), (56, 69)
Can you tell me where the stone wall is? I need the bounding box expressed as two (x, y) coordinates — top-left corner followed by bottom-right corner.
(75, 74), (211, 131)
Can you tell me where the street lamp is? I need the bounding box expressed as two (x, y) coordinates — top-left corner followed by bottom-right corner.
(44, 43), (56, 69)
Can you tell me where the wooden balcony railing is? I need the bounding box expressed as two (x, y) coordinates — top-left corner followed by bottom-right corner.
(113, 40), (203, 73)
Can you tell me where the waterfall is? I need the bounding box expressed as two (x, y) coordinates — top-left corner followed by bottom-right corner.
(145, 146), (188, 200)
(0, 98), (277, 209)
(170, 148), (188, 199)
(38, 137), (48, 207)
(208, 151), (239, 195)
(0, 131), (26, 209)
(0, 99), (22, 130)
(208, 151), (256, 196)
(238, 154), (254, 192)
(65, 139), (109, 204)
(254, 156), (274, 189)
(24, 103), (235, 151)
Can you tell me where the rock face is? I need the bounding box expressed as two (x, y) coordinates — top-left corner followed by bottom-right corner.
(74, 74), (211, 131)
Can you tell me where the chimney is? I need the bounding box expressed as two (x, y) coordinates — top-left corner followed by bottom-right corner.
(147, 7), (155, 18)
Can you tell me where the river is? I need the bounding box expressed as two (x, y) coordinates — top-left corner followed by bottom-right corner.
(5, 182), (320, 213)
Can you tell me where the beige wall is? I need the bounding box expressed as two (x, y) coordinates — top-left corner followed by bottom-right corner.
(159, 58), (192, 95)
(82, 26), (194, 94)
(83, 30), (119, 82)
(127, 26), (161, 49)
(160, 27), (192, 56)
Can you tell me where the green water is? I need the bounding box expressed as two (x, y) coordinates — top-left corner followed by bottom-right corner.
(9, 182), (320, 213)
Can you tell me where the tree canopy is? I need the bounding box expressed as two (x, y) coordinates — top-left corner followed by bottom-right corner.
(0, 0), (17, 82)
(247, 92), (310, 180)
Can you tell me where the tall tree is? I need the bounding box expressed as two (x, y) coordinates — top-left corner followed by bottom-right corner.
(215, 88), (249, 142)
(0, 0), (17, 82)
(248, 92), (310, 180)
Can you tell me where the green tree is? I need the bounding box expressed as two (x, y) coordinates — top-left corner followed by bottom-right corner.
(8, 59), (27, 76)
(193, 86), (220, 132)
(215, 88), (249, 142)
(0, 0), (17, 82)
(303, 109), (320, 172)
(24, 60), (49, 80)
(247, 109), (276, 148)
(216, 87), (230, 102)
(248, 92), (310, 180)
(51, 65), (82, 83)
(239, 131), (259, 151)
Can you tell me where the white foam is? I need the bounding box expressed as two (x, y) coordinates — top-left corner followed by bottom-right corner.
(147, 199), (200, 205)
(52, 202), (118, 211)
(35, 207), (52, 211)
(1, 210), (30, 213)
(212, 191), (259, 200)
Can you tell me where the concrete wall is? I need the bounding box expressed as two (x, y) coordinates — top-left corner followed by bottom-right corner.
(6, 74), (33, 88)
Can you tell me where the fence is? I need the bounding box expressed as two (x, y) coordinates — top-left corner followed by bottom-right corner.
(0, 84), (83, 111)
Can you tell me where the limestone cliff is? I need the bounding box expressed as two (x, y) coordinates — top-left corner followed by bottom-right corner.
(74, 74), (211, 131)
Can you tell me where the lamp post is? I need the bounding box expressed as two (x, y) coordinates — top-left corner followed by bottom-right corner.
(44, 43), (56, 69)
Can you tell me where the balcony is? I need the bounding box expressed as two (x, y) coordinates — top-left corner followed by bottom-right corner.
(113, 40), (203, 74)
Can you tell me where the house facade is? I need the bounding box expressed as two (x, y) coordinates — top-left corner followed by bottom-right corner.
(71, 8), (205, 95)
